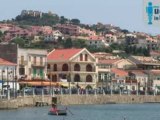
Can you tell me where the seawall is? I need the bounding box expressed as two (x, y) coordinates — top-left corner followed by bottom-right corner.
(1, 95), (160, 109)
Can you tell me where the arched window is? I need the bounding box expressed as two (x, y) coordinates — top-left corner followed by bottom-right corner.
(52, 75), (57, 82)
(74, 64), (80, 71)
(74, 74), (80, 82)
(54, 64), (57, 71)
(62, 64), (68, 71)
(86, 64), (92, 72)
(86, 75), (92, 82)
(47, 64), (50, 69)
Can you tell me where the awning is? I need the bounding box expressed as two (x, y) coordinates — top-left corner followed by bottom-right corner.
(59, 82), (75, 87)
(19, 81), (59, 87)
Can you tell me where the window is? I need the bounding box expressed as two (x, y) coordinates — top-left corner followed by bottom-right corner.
(80, 54), (83, 61)
(34, 56), (36, 64)
(54, 64), (57, 71)
(62, 64), (68, 71)
(74, 74), (80, 82)
(40, 69), (43, 79)
(21, 55), (24, 64)
(86, 75), (92, 82)
(48, 75), (51, 80)
(19, 67), (25, 75)
(33, 68), (36, 77)
(74, 64), (80, 71)
(47, 64), (51, 69)
(85, 54), (88, 61)
(40, 57), (43, 65)
(86, 64), (92, 72)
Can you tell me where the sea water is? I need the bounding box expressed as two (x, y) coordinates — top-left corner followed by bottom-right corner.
(0, 104), (160, 120)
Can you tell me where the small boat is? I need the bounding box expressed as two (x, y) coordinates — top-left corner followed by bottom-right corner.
(48, 110), (67, 116)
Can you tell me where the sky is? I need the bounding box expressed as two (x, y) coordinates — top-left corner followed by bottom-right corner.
(0, 0), (160, 35)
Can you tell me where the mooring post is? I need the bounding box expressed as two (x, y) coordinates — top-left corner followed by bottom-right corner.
(7, 89), (10, 100)
(23, 89), (25, 97)
(32, 88), (35, 97)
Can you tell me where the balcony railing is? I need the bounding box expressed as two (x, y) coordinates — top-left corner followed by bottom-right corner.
(19, 60), (27, 66)
(31, 62), (45, 67)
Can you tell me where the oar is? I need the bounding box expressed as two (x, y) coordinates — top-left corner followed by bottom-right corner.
(66, 107), (74, 115)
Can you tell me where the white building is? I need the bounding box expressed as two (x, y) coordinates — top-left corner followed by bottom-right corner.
(0, 58), (17, 90)
(17, 48), (48, 80)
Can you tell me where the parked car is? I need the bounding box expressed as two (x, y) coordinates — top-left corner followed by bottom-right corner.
(22, 87), (33, 95)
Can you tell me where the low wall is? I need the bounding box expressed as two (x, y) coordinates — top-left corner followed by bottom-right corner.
(1, 95), (160, 109)
(59, 95), (160, 105)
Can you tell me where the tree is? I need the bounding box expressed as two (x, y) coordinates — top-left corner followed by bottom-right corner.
(71, 19), (80, 25)
(143, 47), (150, 56)
(11, 37), (26, 47)
(121, 29), (129, 34)
(64, 38), (73, 48)
(0, 31), (3, 37)
(60, 16), (68, 24)
(72, 39), (86, 48)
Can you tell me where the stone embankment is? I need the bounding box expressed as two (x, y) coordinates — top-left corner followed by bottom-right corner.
(1, 95), (160, 109)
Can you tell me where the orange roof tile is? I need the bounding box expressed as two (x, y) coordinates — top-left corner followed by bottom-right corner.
(0, 58), (16, 66)
(111, 68), (128, 77)
(47, 48), (83, 61)
(128, 70), (146, 75)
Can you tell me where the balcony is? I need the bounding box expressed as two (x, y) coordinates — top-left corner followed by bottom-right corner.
(19, 60), (27, 66)
(31, 62), (46, 67)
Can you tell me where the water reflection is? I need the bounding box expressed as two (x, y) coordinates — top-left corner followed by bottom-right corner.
(0, 104), (160, 120)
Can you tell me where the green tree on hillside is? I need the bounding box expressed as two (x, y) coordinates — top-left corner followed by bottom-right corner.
(11, 37), (26, 47)
(64, 38), (73, 48)
(0, 31), (3, 37)
(72, 39), (86, 48)
(60, 16), (69, 24)
(71, 19), (80, 25)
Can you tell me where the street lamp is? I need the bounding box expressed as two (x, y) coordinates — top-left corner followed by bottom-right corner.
(67, 73), (71, 94)
(14, 75), (17, 98)
(1, 69), (5, 95)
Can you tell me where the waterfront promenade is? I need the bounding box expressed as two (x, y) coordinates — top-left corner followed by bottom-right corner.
(1, 94), (160, 109)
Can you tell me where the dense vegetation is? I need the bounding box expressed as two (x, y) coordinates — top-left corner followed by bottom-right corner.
(1, 11), (152, 57)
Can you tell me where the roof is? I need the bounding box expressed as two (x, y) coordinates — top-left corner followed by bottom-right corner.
(150, 70), (160, 75)
(89, 35), (104, 41)
(150, 51), (160, 56)
(0, 58), (16, 66)
(129, 70), (147, 76)
(111, 68), (128, 77)
(47, 48), (83, 61)
(98, 59), (121, 64)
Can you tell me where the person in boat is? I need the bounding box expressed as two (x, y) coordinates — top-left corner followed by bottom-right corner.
(50, 104), (58, 115)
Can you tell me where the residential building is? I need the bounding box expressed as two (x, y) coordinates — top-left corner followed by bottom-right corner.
(44, 30), (63, 42)
(17, 48), (48, 80)
(0, 58), (17, 90)
(128, 70), (148, 91)
(54, 24), (80, 36)
(47, 48), (97, 88)
(111, 68), (129, 91)
(129, 56), (160, 70)
(148, 70), (160, 92)
(104, 34), (117, 46)
(85, 36), (105, 48)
